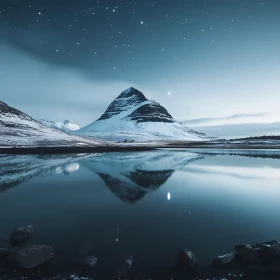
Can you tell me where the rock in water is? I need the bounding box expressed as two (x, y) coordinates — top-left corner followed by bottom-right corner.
(257, 240), (279, 246)
(177, 249), (199, 269)
(0, 248), (11, 258)
(113, 254), (133, 279)
(257, 243), (280, 259)
(82, 256), (98, 268)
(235, 244), (258, 262)
(212, 252), (236, 266)
(7, 245), (54, 269)
(10, 225), (34, 246)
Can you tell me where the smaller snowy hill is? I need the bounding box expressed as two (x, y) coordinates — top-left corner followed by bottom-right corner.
(76, 87), (211, 142)
(39, 119), (80, 133)
(0, 101), (103, 147)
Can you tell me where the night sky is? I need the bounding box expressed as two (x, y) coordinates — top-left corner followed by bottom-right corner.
(0, 0), (280, 137)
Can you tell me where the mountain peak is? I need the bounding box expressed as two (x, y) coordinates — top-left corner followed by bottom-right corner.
(0, 101), (8, 108)
(98, 87), (148, 121)
(77, 87), (210, 141)
(40, 119), (80, 132)
(116, 87), (147, 100)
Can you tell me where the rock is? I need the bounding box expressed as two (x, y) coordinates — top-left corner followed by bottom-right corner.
(69, 275), (95, 280)
(0, 248), (11, 258)
(212, 252), (236, 266)
(176, 248), (199, 269)
(235, 244), (258, 262)
(7, 245), (54, 269)
(10, 225), (34, 246)
(113, 254), (133, 278)
(257, 240), (279, 246)
(243, 265), (265, 280)
(81, 256), (98, 268)
(257, 243), (280, 259)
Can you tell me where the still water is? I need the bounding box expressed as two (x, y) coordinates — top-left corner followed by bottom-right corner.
(0, 149), (280, 279)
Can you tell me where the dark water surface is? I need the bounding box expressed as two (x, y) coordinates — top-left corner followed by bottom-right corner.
(0, 149), (280, 279)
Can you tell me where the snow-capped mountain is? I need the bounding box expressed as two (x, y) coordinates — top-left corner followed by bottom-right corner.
(76, 87), (210, 141)
(39, 119), (80, 133)
(0, 101), (102, 147)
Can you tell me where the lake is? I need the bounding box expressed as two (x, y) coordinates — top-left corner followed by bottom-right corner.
(0, 149), (280, 279)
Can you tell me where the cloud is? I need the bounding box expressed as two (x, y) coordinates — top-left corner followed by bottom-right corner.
(182, 113), (269, 126)
(191, 122), (280, 139)
(0, 42), (137, 126)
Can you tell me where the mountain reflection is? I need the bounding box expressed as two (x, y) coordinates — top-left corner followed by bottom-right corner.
(0, 151), (203, 202)
(0, 154), (88, 191)
(2, 150), (279, 201)
(80, 151), (204, 203)
(98, 170), (174, 203)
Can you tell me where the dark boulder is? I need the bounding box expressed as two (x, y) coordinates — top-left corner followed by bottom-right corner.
(112, 254), (133, 279)
(242, 265), (265, 280)
(7, 244), (54, 269)
(257, 243), (280, 259)
(235, 244), (258, 262)
(256, 240), (279, 247)
(10, 225), (34, 246)
(81, 256), (98, 268)
(176, 248), (199, 269)
(0, 248), (11, 258)
(212, 252), (236, 266)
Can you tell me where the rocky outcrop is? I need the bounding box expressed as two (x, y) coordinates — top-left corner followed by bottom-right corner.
(10, 225), (34, 247)
(7, 245), (54, 269)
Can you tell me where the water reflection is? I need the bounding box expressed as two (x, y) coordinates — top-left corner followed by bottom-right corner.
(56, 162), (80, 175)
(167, 192), (171, 200)
(0, 154), (88, 191)
(0, 151), (204, 202)
(0, 149), (280, 279)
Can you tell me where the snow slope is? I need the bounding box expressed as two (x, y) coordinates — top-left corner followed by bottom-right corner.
(0, 101), (103, 147)
(76, 87), (211, 142)
(39, 119), (80, 132)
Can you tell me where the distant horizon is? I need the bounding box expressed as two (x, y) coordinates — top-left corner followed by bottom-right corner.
(1, 85), (280, 139)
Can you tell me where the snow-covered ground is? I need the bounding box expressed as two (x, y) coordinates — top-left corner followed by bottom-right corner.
(39, 119), (80, 133)
(0, 101), (104, 147)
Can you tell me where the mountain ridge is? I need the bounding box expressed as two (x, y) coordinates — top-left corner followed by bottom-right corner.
(0, 100), (103, 147)
(39, 119), (80, 133)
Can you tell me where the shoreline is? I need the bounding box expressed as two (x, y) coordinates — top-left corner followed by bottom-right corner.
(1, 142), (280, 154)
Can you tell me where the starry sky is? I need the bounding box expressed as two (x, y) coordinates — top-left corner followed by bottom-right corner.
(0, 0), (280, 138)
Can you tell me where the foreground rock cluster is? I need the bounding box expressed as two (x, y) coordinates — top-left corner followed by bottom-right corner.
(1, 225), (280, 280)
(176, 241), (280, 280)
(0, 225), (55, 269)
